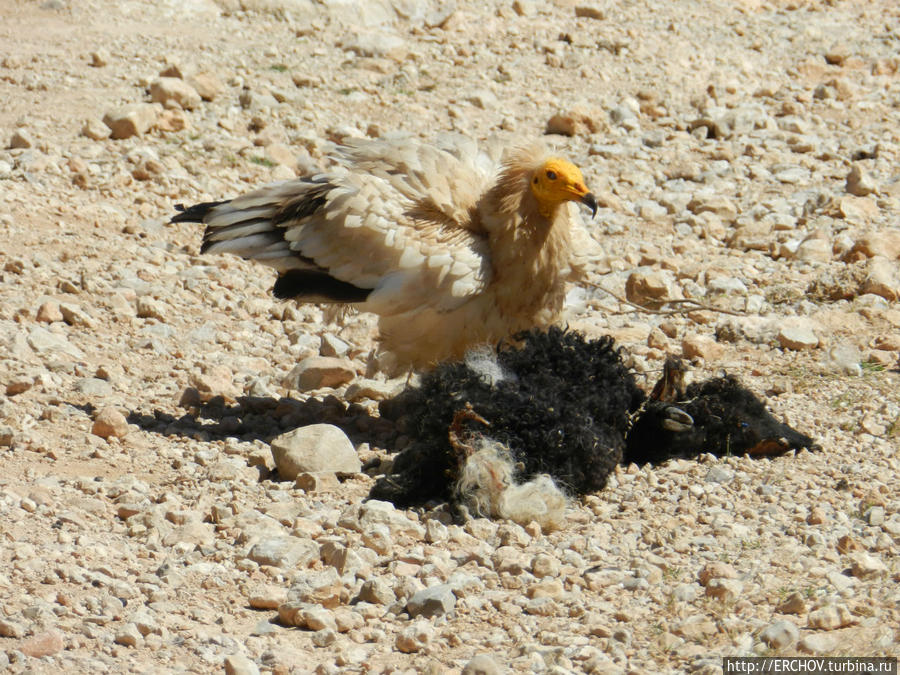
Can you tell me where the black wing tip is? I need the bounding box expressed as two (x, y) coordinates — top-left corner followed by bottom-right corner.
(273, 270), (371, 303)
(169, 200), (228, 224)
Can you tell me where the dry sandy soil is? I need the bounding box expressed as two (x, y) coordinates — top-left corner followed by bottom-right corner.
(1, 0), (899, 673)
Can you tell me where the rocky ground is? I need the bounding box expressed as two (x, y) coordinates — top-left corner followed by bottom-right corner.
(1, 0), (899, 672)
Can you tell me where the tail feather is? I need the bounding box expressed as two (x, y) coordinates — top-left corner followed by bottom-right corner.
(171, 201), (227, 223)
(174, 179), (370, 303)
(200, 220), (274, 243)
(203, 207), (276, 229)
(200, 231), (285, 256)
(175, 180), (337, 262)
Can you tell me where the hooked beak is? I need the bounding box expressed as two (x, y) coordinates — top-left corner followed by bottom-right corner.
(581, 192), (598, 218)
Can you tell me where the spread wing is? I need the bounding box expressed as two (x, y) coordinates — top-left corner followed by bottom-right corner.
(332, 133), (494, 233)
(176, 137), (497, 315)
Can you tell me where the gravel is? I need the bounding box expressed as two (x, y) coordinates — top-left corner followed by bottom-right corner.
(0, 0), (898, 672)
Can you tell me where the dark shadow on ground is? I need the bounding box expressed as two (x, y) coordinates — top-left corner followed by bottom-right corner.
(125, 390), (398, 449)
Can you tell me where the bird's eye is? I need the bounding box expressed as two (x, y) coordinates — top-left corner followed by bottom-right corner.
(546, 170), (557, 180)
(533, 176), (539, 184)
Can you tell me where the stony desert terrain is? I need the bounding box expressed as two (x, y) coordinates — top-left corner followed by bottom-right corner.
(1, 0), (898, 672)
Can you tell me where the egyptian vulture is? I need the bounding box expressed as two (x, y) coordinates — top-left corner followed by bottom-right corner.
(172, 135), (598, 370)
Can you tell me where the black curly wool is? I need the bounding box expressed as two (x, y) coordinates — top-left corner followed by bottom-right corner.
(370, 327), (645, 506)
(369, 329), (817, 509)
(624, 374), (816, 465)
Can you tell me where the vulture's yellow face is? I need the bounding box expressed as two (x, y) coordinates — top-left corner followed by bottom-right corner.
(530, 158), (597, 218)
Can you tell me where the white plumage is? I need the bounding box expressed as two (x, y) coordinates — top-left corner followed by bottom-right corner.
(172, 134), (598, 370)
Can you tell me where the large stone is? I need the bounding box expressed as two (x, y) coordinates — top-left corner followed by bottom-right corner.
(82, 118), (111, 140)
(464, 88), (498, 111)
(92, 407), (130, 439)
(136, 296), (167, 320)
(698, 562), (738, 585)
(462, 654), (505, 675)
(849, 552), (887, 579)
(625, 269), (678, 309)
(248, 536), (319, 569)
(760, 620), (799, 650)
(807, 604), (854, 630)
(848, 231), (900, 260)
(103, 104), (161, 139)
(531, 553), (560, 578)
(395, 619), (433, 653)
(704, 465), (734, 484)
(294, 471), (340, 493)
(156, 109), (190, 132)
(319, 540), (367, 576)
(283, 356), (356, 391)
(355, 500), (423, 536)
(406, 584), (457, 619)
(90, 49), (109, 67)
(545, 108), (602, 136)
(575, 5), (605, 19)
(341, 30), (407, 60)
(862, 258), (899, 302)
(299, 607), (337, 631)
(188, 72), (225, 101)
(360, 523), (392, 555)
(284, 568), (345, 608)
(227, 0), (394, 25)
(673, 615), (717, 639)
(528, 579), (564, 600)
(838, 196), (879, 224)
(150, 77), (202, 110)
(189, 365), (240, 401)
(687, 194), (738, 221)
(682, 334), (725, 361)
(357, 579), (396, 605)
(224, 654), (261, 675)
(248, 584), (288, 610)
(845, 164), (876, 196)
(20, 629), (64, 657)
(270, 424), (360, 478)
(162, 521), (215, 548)
(9, 129), (34, 149)
(0, 618), (25, 638)
(115, 622), (143, 647)
(27, 326), (84, 358)
(794, 234), (832, 263)
(776, 591), (807, 615)
(777, 324), (819, 350)
(798, 633), (837, 654)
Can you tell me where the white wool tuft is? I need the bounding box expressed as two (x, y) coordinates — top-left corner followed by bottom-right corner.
(455, 438), (515, 516)
(497, 474), (567, 532)
(464, 346), (511, 386)
(455, 438), (567, 531)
